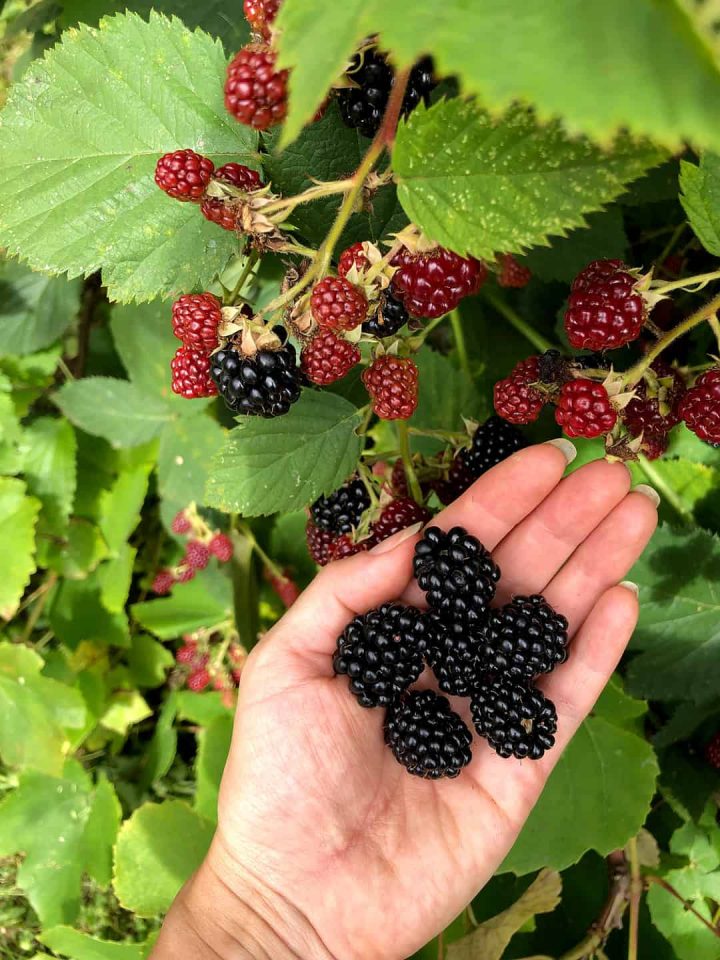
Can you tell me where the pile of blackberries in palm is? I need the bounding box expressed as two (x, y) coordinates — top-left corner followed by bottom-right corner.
(333, 526), (569, 779)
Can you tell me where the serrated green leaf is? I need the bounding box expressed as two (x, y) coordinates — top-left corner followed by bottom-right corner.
(21, 417), (77, 540)
(175, 689), (231, 725)
(501, 714), (658, 875)
(655, 699), (720, 750)
(138, 695), (177, 790)
(0, 476), (40, 620)
(680, 153), (720, 256)
(393, 100), (664, 260)
(113, 800), (214, 916)
(41, 925), (150, 960)
(157, 413), (226, 512)
(195, 712), (232, 823)
(46, 518), (109, 580)
(633, 457), (720, 531)
(626, 525), (720, 705)
(131, 570), (232, 639)
(127, 633), (174, 689)
(0, 372), (24, 473)
(411, 347), (482, 454)
(98, 543), (136, 611)
(0, 13), (257, 302)
(0, 261), (81, 355)
(55, 377), (170, 448)
(206, 391), (363, 516)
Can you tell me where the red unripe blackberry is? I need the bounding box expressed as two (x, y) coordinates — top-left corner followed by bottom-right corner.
(265, 569), (300, 607)
(310, 276), (368, 331)
(362, 355), (419, 420)
(176, 644), (198, 665)
(494, 356), (545, 424)
(385, 690), (473, 779)
(225, 44), (288, 130)
(209, 533), (233, 562)
(201, 162), (263, 230)
(370, 497), (431, 544)
(706, 732), (720, 770)
(151, 570), (175, 594)
(564, 259), (646, 351)
(171, 510), (192, 534)
(329, 534), (368, 562)
(678, 368), (720, 446)
(187, 668), (211, 692)
(155, 149), (214, 201)
(185, 540), (210, 570)
(171, 346), (218, 399)
(172, 293), (223, 354)
(300, 329), (360, 385)
(175, 563), (196, 583)
(471, 677), (558, 760)
(338, 242), (371, 278)
(498, 254), (531, 288)
(391, 246), (486, 319)
(623, 360), (685, 455)
(555, 378), (617, 439)
(306, 519), (335, 566)
(243, 0), (280, 38)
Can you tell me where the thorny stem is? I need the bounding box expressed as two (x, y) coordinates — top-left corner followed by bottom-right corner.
(450, 308), (471, 377)
(260, 178), (355, 217)
(559, 850), (630, 960)
(396, 419), (423, 505)
(651, 267), (720, 295)
(623, 290), (720, 386)
(627, 837), (641, 960)
(483, 288), (556, 354)
(646, 876), (720, 939)
(637, 455), (693, 524)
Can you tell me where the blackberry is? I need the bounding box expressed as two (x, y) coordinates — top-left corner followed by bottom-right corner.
(333, 602), (429, 707)
(306, 519), (335, 566)
(426, 613), (486, 697)
(448, 417), (527, 498)
(362, 291), (409, 337)
(310, 476), (370, 535)
(384, 690), (473, 779)
(370, 496), (431, 544)
(413, 526), (500, 626)
(210, 337), (302, 417)
(471, 678), (557, 760)
(338, 50), (435, 138)
(480, 595), (569, 680)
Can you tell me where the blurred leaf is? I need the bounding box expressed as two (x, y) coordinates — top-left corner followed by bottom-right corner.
(100, 689), (152, 736)
(82, 775), (121, 886)
(195, 712), (233, 823)
(411, 348), (483, 454)
(175, 689), (231, 725)
(21, 417), (77, 541)
(50, 576), (130, 649)
(55, 377), (170, 448)
(41, 925), (150, 960)
(131, 570), (233, 639)
(158, 413), (226, 513)
(270, 510), (317, 587)
(654, 700), (720, 749)
(138, 695), (177, 790)
(680, 153), (720, 256)
(0, 477), (40, 620)
(97, 461), (152, 555)
(0, 261), (81, 355)
(524, 209), (627, 283)
(127, 634), (174, 689)
(97, 543), (136, 611)
(46, 519), (109, 580)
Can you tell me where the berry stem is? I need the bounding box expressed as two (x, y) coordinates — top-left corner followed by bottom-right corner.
(225, 250), (259, 306)
(396, 420), (423, 505)
(623, 289), (720, 386)
(626, 837), (641, 960)
(260, 178), (355, 218)
(651, 267), (720, 295)
(483, 288), (556, 354)
(237, 520), (288, 583)
(646, 877), (720, 939)
(637, 455), (692, 523)
(450, 308), (471, 378)
(656, 222), (687, 268)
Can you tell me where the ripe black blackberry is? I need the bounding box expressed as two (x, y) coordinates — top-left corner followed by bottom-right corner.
(333, 603), (430, 707)
(451, 417), (527, 495)
(413, 526), (500, 626)
(384, 690), (473, 779)
(210, 336), (302, 417)
(426, 614), (486, 697)
(471, 678), (557, 760)
(480, 595), (569, 680)
(338, 49), (435, 138)
(311, 476), (370, 535)
(362, 291), (409, 338)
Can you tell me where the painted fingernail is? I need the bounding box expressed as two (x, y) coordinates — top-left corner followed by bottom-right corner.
(633, 484), (660, 508)
(545, 438), (577, 464)
(620, 580), (639, 597)
(369, 521), (424, 555)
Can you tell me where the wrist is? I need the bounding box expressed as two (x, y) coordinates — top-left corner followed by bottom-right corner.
(151, 839), (335, 960)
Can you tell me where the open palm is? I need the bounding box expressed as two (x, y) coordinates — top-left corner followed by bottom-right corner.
(206, 443), (657, 960)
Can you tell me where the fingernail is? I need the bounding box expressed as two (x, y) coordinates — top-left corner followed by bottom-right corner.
(633, 484), (660, 508)
(369, 521), (424, 555)
(545, 438), (577, 464)
(620, 580), (639, 597)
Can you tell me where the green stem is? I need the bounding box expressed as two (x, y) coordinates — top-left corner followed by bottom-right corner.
(623, 290), (720, 386)
(627, 837), (641, 960)
(225, 250), (259, 305)
(651, 267), (720, 295)
(656, 222), (687, 268)
(21, 573), (57, 644)
(237, 521), (287, 582)
(483, 288), (556, 354)
(396, 420), (423, 504)
(261, 179), (355, 218)
(229, 527), (260, 651)
(637, 456), (692, 524)
(646, 877), (720, 939)
(450, 309), (471, 377)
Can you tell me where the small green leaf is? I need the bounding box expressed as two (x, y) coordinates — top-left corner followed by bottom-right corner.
(21, 417), (77, 540)
(0, 477), (40, 620)
(98, 544), (136, 611)
(0, 261), (81, 355)
(82, 775), (121, 887)
(100, 690), (152, 736)
(680, 153), (720, 256)
(195, 712), (233, 823)
(138, 695), (177, 790)
(393, 100), (664, 260)
(50, 576), (130, 649)
(127, 634), (174, 689)
(131, 570), (233, 639)
(55, 378), (170, 448)
(114, 800), (214, 916)
(206, 391), (363, 516)
(47, 519), (109, 580)
(98, 461), (152, 555)
(158, 413), (226, 512)
(41, 926), (150, 960)
(411, 348), (482, 453)
(175, 689), (231, 725)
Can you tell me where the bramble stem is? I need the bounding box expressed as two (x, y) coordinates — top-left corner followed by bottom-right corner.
(261, 179), (355, 217)
(646, 876), (720, 938)
(483, 288), (556, 354)
(450, 309), (471, 377)
(559, 850), (630, 960)
(651, 267), (720, 295)
(637, 455), (692, 524)
(237, 521), (287, 582)
(396, 420), (423, 505)
(225, 250), (259, 305)
(627, 837), (641, 960)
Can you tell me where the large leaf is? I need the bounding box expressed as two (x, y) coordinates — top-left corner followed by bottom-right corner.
(157, 413), (226, 511)
(21, 417), (77, 540)
(41, 926), (151, 960)
(524, 208), (628, 284)
(205, 390), (364, 516)
(680, 152), (720, 256)
(0, 13), (257, 302)
(276, 0), (720, 152)
(0, 476), (41, 620)
(113, 800), (214, 916)
(195, 712), (233, 823)
(626, 525), (720, 705)
(393, 100), (664, 260)
(55, 378), (170, 448)
(0, 261), (81, 355)
(131, 570), (233, 639)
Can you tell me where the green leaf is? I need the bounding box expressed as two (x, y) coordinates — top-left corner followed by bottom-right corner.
(127, 634), (174, 689)
(0, 643), (87, 774)
(50, 576), (130, 648)
(524, 209), (628, 284)
(393, 100), (664, 260)
(175, 689), (231, 725)
(21, 417), (77, 540)
(655, 700), (720, 749)
(626, 525), (720, 705)
(631, 457), (720, 531)
(0, 12), (257, 303)
(411, 348), (482, 454)
(100, 689), (152, 736)
(0, 261), (81, 355)
(158, 413), (226, 512)
(82, 775), (121, 887)
(270, 510), (317, 587)
(131, 570), (233, 639)
(55, 378), (170, 448)
(97, 461), (152, 555)
(47, 519), (109, 580)
(97, 544), (136, 611)
(501, 713), (658, 875)
(113, 800), (214, 916)
(0, 477), (40, 620)
(195, 712), (233, 823)
(41, 926), (150, 960)
(680, 153), (720, 256)
(206, 391), (363, 516)
(138, 695), (177, 790)
(0, 372), (24, 473)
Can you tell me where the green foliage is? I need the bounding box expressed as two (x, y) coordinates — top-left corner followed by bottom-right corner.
(0, 476), (41, 619)
(680, 152), (720, 256)
(0, 261), (82, 355)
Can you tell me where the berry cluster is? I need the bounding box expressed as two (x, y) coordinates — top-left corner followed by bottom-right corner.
(151, 505), (234, 595)
(679, 368), (720, 447)
(170, 293), (223, 399)
(210, 332), (303, 418)
(175, 630), (248, 706)
(333, 525), (567, 777)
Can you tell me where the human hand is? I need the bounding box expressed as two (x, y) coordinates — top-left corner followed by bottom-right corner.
(152, 441), (658, 960)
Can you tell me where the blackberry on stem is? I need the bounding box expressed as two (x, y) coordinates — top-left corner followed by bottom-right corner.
(471, 678), (558, 760)
(384, 690), (473, 779)
(480, 595), (569, 680)
(444, 417), (526, 500)
(210, 337), (302, 417)
(311, 476), (371, 535)
(362, 291), (409, 338)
